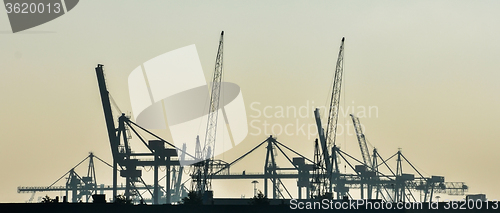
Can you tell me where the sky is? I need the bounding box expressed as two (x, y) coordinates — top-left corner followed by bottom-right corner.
(0, 0), (499, 203)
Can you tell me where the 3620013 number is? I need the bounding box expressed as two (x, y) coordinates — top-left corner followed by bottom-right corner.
(5, 3), (61, 14)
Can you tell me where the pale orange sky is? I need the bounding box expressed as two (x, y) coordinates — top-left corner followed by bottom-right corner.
(0, 0), (499, 203)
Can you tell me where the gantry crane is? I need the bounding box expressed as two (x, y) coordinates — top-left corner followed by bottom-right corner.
(96, 65), (191, 204)
(19, 153), (105, 203)
(17, 152), (163, 203)
(193, 31), (224, 198)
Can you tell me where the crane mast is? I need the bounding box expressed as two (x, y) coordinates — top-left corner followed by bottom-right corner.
(325, 37), (345, 150)
(195, 31), (224, 194)
(312, 38), (345, 196)
(350, 114), (373, 170)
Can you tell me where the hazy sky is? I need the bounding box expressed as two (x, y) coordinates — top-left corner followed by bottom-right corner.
(0, 0), (499, 203)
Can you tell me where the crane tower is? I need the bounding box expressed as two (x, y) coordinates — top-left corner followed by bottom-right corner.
(312, 37), (345, 197)
(194, 31), (224, 197)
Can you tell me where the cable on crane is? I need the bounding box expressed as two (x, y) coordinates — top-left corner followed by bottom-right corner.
(109, 94), (123, 114)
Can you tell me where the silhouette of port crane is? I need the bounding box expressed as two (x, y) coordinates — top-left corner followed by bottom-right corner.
(17, 152), (157, 203)
(204, 135), (468, 202)
(204, 37), (468, 202)
(18, 36), (470, 204)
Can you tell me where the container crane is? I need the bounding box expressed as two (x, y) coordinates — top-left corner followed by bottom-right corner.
(96, 64), (187, 204)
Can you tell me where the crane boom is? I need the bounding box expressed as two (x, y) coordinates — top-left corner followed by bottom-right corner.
(313, 109), (331, 195)
(312, 38), (345, 195)
(95, 65), (119, 160)
(194, 31), (224, 194)
(203, 31), (224, 161)
(95, 64), (119, 200)
(325, 37), (345, 150)
(350, 114), (373, 169)
(314, 109), (331, 175)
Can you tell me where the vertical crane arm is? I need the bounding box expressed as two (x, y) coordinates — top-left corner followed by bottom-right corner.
(202, 31), (224, 159)
(314, 109), (331, 174)
(95, 65), (119, 160)
(350, 114), (372, 169)
(95, 64), (120, 201)
(325, 37), (345, 149)
(195, 31), (224, 193)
